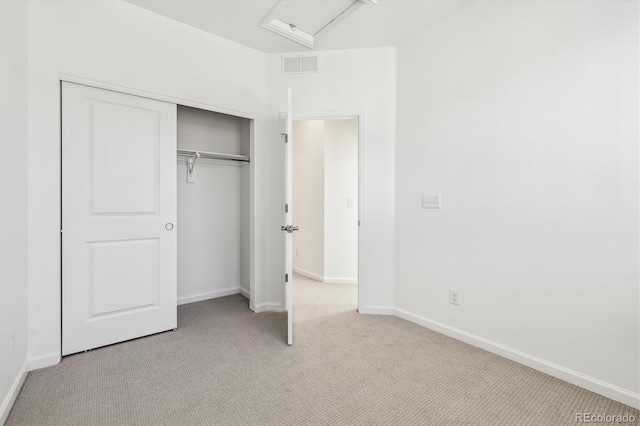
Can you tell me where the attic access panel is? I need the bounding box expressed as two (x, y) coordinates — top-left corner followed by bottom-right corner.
(278, 1), (353, 34)
(261, 0), (377, 49)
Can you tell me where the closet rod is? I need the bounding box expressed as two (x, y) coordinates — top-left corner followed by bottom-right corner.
(177, 149), (250, 163)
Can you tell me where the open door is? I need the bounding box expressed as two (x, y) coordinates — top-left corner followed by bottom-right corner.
(281, 88), (296, 345)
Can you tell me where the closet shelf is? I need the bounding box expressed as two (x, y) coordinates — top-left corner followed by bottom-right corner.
(177, 149), (250, 163)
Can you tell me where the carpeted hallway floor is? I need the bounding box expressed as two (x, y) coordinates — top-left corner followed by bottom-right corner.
(7, 274), (638, 425)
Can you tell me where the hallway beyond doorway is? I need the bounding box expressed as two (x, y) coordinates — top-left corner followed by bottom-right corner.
(293, 273), (357, 323)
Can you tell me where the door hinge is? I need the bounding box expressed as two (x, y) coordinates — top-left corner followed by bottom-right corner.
(285, 204), (288, 213)
(281, 133), (288, 143)
(285, 273), (289, 283)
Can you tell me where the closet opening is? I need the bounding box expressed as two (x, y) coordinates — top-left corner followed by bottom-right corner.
(176, 105), (252, 309)
(291, 117), (359, 315)
(60, 81), (256, 356)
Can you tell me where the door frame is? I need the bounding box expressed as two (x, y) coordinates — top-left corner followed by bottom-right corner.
(290, 110), (365, 312)
(59, 74), (259, 356)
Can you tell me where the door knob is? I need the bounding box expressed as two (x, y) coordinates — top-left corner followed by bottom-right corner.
(280, 225), (299, 233)
(165, 223), (174, 231)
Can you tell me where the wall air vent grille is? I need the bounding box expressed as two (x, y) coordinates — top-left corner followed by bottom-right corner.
(282, 55), (319, 74)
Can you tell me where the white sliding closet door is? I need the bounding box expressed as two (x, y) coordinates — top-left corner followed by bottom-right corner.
(62, 82), (177, 356)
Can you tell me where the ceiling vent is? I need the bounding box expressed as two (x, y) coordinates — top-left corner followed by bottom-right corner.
(282, 55), (319, 74)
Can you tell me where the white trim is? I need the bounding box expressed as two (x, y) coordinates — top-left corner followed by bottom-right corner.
(59, 73), (256, 119)
(394, 308), (640, 410)
(323, 277), (357, 285)
(177, 288), (241, 306)
(293, 267), (357, 284)
(358, 305), (394, 315)
(254, 302), (285, 313)
(248, 118), (256, 313)
(261, 0), (374, 49)
(293, 111), (363, 120)
(28, 351), (61, 371)
(0, 361), (28, 425)
(267, 302), (285, 312)
(261, 1), (314, 49)
(293, 266), (323, 282)
(239, 287), (250, 299)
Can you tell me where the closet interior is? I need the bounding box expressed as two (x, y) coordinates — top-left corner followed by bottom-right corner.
(176, 105), (251, 306)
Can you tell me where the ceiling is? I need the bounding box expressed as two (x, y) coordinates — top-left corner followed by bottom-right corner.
(126, 0), (473, 53)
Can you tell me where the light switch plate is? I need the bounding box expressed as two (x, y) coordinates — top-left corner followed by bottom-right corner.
(422, 194), (441, 209)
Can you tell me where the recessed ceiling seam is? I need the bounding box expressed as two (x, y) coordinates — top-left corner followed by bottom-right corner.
(313, 1), (360, 36)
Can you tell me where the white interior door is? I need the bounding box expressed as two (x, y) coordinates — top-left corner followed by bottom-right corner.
(283, 88), (295, 346)
(62, 82), (177, 356)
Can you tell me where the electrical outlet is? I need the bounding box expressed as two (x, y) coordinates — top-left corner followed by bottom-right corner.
(295, 248), (299, 256)
(422, 194), (441, 209)
(10, 327), (15, 351)
(449, 288), (460, 306)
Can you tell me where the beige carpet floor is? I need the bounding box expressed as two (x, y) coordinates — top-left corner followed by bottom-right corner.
(6, 274), (639, 425)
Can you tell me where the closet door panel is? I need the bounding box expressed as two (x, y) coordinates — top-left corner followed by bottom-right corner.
(91, 101), (160, 214)
(62, 82), (177, 356)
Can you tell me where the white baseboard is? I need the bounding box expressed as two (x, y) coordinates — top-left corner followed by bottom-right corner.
(28, 351), (60, 371)
(324, 277), (358, 284)
(254, 302), (284, 313)
(177, 287), (240, 306)
(0, 360), (28, 425)
(293, 266), (323, 282)
(293, 267), (357, 284)
(266, 302), (285, 312)
(394, 308), (640, 410)
(239, 287), (250, 299)
(358, 305), (395, 315)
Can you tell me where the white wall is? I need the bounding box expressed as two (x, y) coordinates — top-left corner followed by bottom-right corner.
(176, 107), (250, 304)
(395, 0), (639, 406)
(266, 48), (396, 311)
(292, 120), (325, 279)
(324, 119), (358, 283)
(10, 0), (634, 411)
(0, 0), (30, 421)
(27, 0), (268, 367)
(177, 160), (245, 303)
(177, 106), (249, 155)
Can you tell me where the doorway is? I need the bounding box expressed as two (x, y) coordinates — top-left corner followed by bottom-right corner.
(291, 117), (360, 313)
